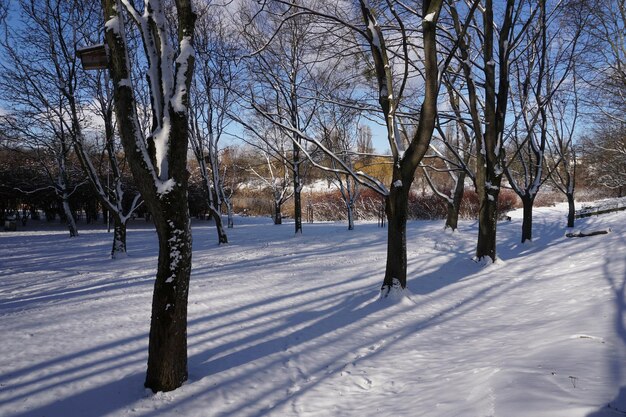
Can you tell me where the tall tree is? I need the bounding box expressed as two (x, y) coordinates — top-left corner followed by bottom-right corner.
(546, 74), (580, 227)
(238, 1), (327, 234)
(449, 0), (540, 260)
(256, 0), (449, 292)
(503, 0), (583, 242)
(189, 3), (240, 243)
(101, 0), (196, 392)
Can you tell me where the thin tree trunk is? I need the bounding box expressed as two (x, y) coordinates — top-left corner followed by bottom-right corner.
(111, 216), (127, 258)
(62, 197), (78, 237)
(445, 172), (466, 230)
(521, 195), (534, 243)
(225, 201), (234, 229)
(347, 200), (354, 230)
(274, 201), (282, 225)
(208, 205), (228, 244)
(566, 192), (575, 228)
(293, 166), (302, 233)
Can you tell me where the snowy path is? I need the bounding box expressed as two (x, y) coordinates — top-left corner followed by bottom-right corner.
(0, 205), (625, 416)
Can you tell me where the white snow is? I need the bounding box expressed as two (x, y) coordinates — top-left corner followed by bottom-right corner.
(172, 36), (194, 114)
(0, 203), (625, 416)
(156, 178), (176, 195)
(118, 78), (131, 88)
(424, 12), (436, 22)
(152, 122), (171, 179)
(393, 180), (402, 188)
(104, 15), (121, 34)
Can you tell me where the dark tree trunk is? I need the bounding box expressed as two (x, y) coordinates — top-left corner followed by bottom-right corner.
(111, 216), (127, 258)
(347, 200), (354, 230)
(274, 202), (282, 225)
(145, 190), (192, 392)
(293, 172), (302, 234)
(521, 195), (534, 243)
(208, 205), (227, 244)
(62, 197), (78, 237)
(381, 180), (411, 292)
(445, 172), (466, 231)
(566, 192), (575, 228)
(475, 175), (501, 262)
(445, 201), (459, 231)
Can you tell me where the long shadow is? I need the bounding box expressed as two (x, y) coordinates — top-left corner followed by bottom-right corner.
(7, 372), (146, 417)
(150, 256), (530, 417)
(587, 229), (626, 416)
(4, 214), (598, 416)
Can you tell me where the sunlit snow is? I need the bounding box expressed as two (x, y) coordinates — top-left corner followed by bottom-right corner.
(0, 203), (625, 417)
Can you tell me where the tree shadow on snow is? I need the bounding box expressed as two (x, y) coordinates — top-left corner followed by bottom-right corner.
(6, 372), (146, 417)
(587, 229), (626, 417)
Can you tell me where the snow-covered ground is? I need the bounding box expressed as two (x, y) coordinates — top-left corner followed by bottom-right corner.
(0, 202), (625, 417)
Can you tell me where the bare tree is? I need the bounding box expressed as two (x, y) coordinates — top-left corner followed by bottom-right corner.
(238, 1), (325, 234)
(81, 69), (143, 257)
(316, 103), (361, 230)
(100, 0), (196, 392)
(582, 122), (626, 197)
(423, 72), (476, 231)
(448, 0), (540, 261)
(546, 74), (580, 227)
(247, 0), (454, 293)
(189, 4), (238, 244)
(577, 0), (626, 123)
(503, 0), (584, 242)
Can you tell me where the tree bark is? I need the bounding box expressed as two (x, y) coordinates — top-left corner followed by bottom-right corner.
(111, 216), (127, 258)
(521, 195), (534, 243)
(445, 171), (466, 231)
(347, 200), (354, 230)
(566, 192), (575, 228)
(274, 201), (282, 225)
(62, 196), (78, 237)
(475, 174), (500, 261)
(381, 178), (411, 291)
(145, 190), (192, 391)
(293, 162), (302, 234)
(208, 205), (228, 244)
(473, 0), (514, 262)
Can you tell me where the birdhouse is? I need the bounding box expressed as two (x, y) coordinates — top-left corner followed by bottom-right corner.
(77, 44), (108, 70)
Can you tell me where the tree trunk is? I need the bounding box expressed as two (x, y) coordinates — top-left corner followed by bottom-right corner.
(566, 192), (575, 228)
(111, 216), (127, 258)
(381, 181), (410, 293)
(225, 201), (234, 229)
(521, 195), (534, 243)
(144, 191), (192, 392)
(274, 201), (282, 225)
(445, 201), (459, 231)
(475, 174), (500, 261)
(293, 171), (302, 234)
(62, 197), (78, 237)
(445, 172), (466, 231)
(208, 205), (228, 244)
(347, 200), (354, 230)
